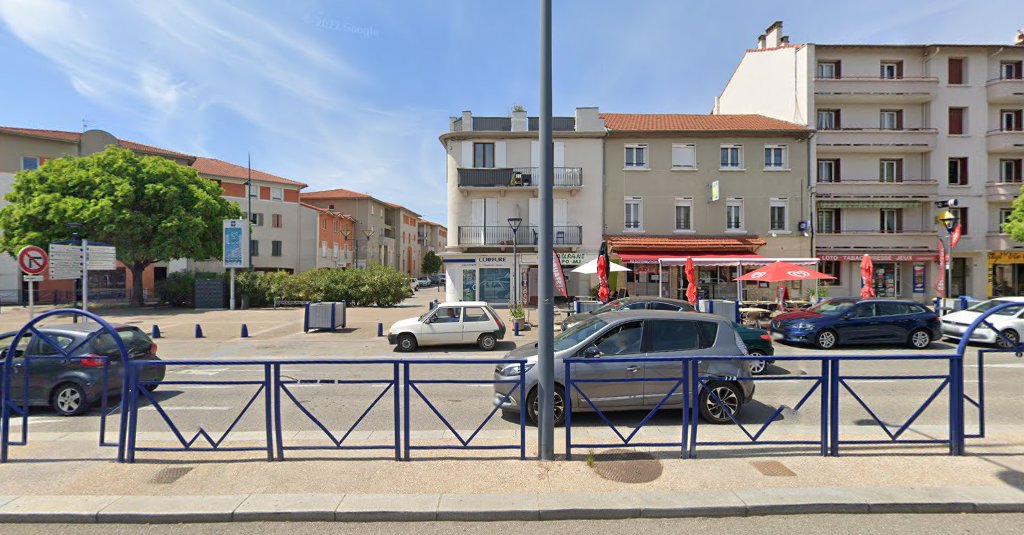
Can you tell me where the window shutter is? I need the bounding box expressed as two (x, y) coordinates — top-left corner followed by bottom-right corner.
(895, 159), (904, 182)
(835, 109), (841, 128)
(495, 141), (506, 167)
(963, 158), (969, 184)
(948, 58), (963, 84)
(835, 61), (842, 79)
(835, 209), (842, 233)
(896, 209), (904, 233)
(895, 110), (903, 130)
(949, 108), (963, 135)
(896, 62), (903, 79)
(879, 210), (885, 232)
(1017, 160), (1023, 181)
(834, 159), (841, 182)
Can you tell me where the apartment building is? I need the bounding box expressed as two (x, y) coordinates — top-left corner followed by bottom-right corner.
(418, 220), (447, 260)
(439, 108), (605, 305)
(300, 188), (394, 269)
(716, 21), (1024, 300)
(388, 202), (422, 275)
(299, 203), (356, 270)
(601, 113), (813, 300)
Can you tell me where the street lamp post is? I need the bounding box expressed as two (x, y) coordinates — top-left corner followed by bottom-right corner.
(507, 217), (522, 308)
(341, 228), (351, 268)
(246, 154), (253, 272)
(363, 228), (375, 268)
(937, 210), (959, 300)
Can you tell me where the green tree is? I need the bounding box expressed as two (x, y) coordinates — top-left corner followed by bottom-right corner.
(422, 250), (442, 274)
(1006, 191), (1024, 242)
(0, 146), (242, 306)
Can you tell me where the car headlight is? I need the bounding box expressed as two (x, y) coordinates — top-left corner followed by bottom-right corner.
(792, 322), (814, 331)
(498, 363), (535, 376)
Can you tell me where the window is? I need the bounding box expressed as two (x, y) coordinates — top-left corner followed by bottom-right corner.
(951, 207), (968, 234)
(463, 307), (490, 322)
(1001, 61), (1023, 80)
(817, 209), (841, 233)
(880, 209), (902, 233)
(816, 61), (840, 79)
(879, 159), (902, 183)
(20, 156), (39, 170)
(248, 183), (257, 198)
(769, 198), (788, 231)
(764, 145), (787, 169)
(821, 260), (841, 285)
(649, 302), (684, 311)
(674, 197), (693, 231)
(624, 197), (643, 231)
(948, 157), (968, 185)
(880, 109), (903, 130)
(726, 198), (744, 231)
(328, 204), (335, 210)
(848, 303), (876, 319)
(333, 242), (339, 258)
(592, 321), (643, 356)
(671, 143), (696, 169)
(433, 307), (461, 323)
(817, 159), (839, 183)
(250, 240), (259, 257)
(272, 214), (282, 228)
(1000, 209), (1013, 233)
(720, 144), (743, 169)
(473, 142), (494, 168)
(1000, 159), (1023, 183)
(334, 221), (340, 232)
(624, 144), (648, 169)
(948, 107), (966, 135)
(1001, 109), (1023, 131)
(648, 320), (701, 352)
(321, 218), (327, 230)
(817, 109), (840, 130)
(251, 213), (264, 226)
(270, 187), (283, 201)
(272, 240), (282, 257)
(321, 241), (328, 258)
(948, 58), (965, 85)
(880, 60), (903, 79)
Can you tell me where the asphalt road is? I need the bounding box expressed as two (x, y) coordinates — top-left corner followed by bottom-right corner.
(8, 514), (1024, 534)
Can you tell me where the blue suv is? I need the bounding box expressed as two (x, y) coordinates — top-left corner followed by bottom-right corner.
(770, 298), (940, 350)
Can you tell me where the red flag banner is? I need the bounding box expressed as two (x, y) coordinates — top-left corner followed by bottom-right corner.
(935, 239), (946, 296)
(950, 222), (962, 249)
(552, 250), (568, 298)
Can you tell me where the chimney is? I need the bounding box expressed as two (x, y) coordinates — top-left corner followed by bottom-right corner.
(511, 107), (527, 132)
(757, 34), (766, 49)
(1016, 28), (1024, 46)
(461, 110), (473, 131)
(764, 20), (784, 48)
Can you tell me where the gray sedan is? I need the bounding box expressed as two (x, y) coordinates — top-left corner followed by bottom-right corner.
(493, 310), (754, 426)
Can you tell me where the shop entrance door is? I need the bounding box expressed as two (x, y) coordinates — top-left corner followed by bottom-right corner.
(873, 263), (900, 298)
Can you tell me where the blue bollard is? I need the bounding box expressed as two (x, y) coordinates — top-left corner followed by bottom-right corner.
(514, 321), (520, 337)
(960, 296), (968, 310)
(151, 324), (161, 339)
(241, 324), (249, 338)
(195, 324), (204, 338)
(377, 322), (384, 337)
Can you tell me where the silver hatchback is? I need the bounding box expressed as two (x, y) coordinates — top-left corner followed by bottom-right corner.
(493, 310), (755, 426)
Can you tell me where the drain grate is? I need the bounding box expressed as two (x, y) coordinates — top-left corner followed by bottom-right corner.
(148, 466), (194, 484)
(749, 460), (796, 477)
(589, 449), (663, 484)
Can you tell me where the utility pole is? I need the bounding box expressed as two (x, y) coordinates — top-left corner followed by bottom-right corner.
(537, 0), (555, 461)
(247, 153), (254, 272)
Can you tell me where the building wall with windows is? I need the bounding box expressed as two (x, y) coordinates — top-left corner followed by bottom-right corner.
(299, 203), (355, 270)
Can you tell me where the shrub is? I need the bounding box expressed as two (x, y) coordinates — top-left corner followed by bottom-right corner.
(232, 265), (412, 308)
(236, 270), (291, 307)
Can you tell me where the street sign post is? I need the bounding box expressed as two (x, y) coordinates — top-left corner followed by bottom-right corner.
(17, 246), (48, 318)
(223, 219), (250, 310)
(48, 241), (117, 311)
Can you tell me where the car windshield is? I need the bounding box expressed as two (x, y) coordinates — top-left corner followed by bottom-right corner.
(554, 317), (608, 352)
(967, 300), (1022, 316)
(809, 300), (856, 316)
(590, 300), (625, 315)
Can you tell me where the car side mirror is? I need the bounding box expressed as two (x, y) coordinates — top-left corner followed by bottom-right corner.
(582, 345), (600, 358)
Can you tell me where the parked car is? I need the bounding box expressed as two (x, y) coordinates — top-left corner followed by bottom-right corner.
(770, 298), (940, 350)
(416, 277), (432, 288)
(388, 301), (506, 352)
(0, 324), (165, 416)
(941, 297), (1024, 348)
(734, 322), (774, 374)
(493, 311), (755, 426)
(561, 296), (696, 331)
(429, 274), (445, 285)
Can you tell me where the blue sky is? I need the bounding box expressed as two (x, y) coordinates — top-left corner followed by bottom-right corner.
(0, 0), (1020, 223)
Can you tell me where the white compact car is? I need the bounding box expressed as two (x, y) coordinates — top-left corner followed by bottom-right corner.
(388, 301), (506, 352)
(941, 297), (1024, 348)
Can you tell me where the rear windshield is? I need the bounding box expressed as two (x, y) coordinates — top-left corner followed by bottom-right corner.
(968, 300), (1023, 316)
(92, 328), (151, 356)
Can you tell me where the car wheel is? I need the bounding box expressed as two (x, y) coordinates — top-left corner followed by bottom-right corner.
(144, 384), (159, 392)
(996, 329), (1020, 349)
(747, 353), (767, 375)
(815, 330), (838, 350)
(908, 329), (932, 349)
(478, 333), (497, 351)
(397, 333), (418, 352)
(51, 382), (87, 416)
(526, 384), (566, 427)
(699, 382), (742, 424)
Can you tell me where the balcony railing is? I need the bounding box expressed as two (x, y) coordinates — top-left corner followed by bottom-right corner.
(457, 167), (583, 188)
(458, 225), (583, 246)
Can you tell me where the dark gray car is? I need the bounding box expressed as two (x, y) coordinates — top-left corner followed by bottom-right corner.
(562, 296), (696, 331)
(494, 310), (754, 426)
(0, 324), (165, 416)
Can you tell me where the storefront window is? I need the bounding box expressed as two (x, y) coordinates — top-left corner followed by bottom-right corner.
(478, 268), (510, 304)
(462, 269), (476, 301)
(873, 263), (900, 297)
(951, 258), (968, 297)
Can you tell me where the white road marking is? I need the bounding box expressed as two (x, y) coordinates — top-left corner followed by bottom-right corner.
(138, 406), (231, 411)
(7, 418), (63, 426)
(170, 368), (230, 376)
(967, 363), (1024, 369)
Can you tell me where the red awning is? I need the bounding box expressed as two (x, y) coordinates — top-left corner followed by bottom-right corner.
(617, 252), (764, 264)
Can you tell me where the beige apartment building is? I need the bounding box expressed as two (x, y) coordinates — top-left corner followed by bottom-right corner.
(301, 188), (414, 271)
(601, 113), (814, 301)
(417, 220), (447, 260)
(716, 21), (1024, 301)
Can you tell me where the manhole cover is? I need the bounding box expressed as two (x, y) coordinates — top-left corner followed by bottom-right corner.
(589, 449), (663, 484)
(148, 466), (194, 484)
(749, 460), (796, 477)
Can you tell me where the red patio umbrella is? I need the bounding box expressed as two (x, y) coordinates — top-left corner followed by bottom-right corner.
(733, 261), (836, 283)
(860, 254), (876, 299)
(685, 257), (697, 306)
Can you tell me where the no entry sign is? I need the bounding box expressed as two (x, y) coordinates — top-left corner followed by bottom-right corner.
(17, 246), (48, 275)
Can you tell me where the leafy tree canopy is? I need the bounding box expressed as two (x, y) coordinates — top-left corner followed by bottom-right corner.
(422, 250), (442, 274)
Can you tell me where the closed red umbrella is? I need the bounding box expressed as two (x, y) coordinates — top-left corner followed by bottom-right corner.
(597, 241), (610, 304)
(860, 255), (876, 299)
(685, 257), (697, 306)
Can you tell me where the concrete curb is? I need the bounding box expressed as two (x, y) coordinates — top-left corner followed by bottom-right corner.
(0, 487), (1022, 523)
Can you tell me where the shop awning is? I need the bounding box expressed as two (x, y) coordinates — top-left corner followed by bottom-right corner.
(817, 200), (921, 209)
(661, 256), (821, 267)
(618, 252), (767, 265)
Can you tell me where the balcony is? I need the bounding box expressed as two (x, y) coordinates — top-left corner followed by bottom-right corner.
(815, 77), (938, 104)
(816, 128), (937, 153)
(986, 180), (1022, 201)
(457, 167), (583, 189)
(987, 233), (1024, 251)
(816, 178), (937, 199)
(816, 229), (936, 251)
(987, 78), (1024, 104)
(987, 130), (1024, 153)
(457, 225), (583, 247)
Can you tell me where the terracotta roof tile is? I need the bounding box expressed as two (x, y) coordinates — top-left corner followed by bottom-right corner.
(300, 188), (372, 200)
(606, 235), (766, 252)
(300, 202), (355, 220)
(191, 157), (306, 188)
(0, 126), (194, 159)
(599, 114), (809, 132)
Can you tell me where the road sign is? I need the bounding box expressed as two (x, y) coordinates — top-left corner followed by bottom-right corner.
(17, 246), (48, 275)
(85, 244), (117, 270)
(22, 275), (43, 282)
(49, 243), (82, 280)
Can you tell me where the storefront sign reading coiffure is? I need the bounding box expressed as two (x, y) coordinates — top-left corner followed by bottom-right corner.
(475, 256), (510, 267)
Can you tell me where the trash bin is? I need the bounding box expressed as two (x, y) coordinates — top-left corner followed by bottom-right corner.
(304, 302), (346, 332)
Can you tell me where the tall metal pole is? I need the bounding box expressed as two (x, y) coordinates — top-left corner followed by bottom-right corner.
(247, 153), (253, 272)
(947, 233), (954, 300)
(537, 0), (555, 461)
(81, 238), (89, 312)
